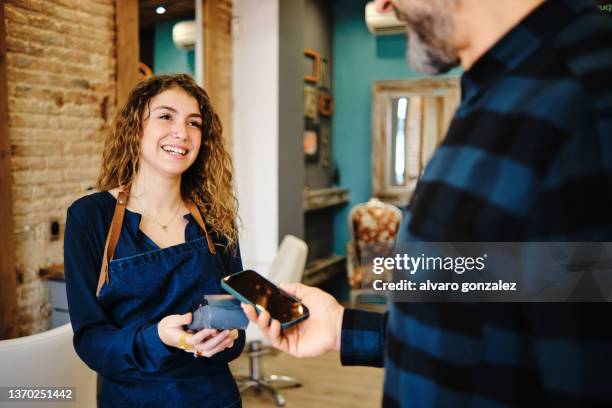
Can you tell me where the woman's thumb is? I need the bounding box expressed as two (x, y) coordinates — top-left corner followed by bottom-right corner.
(183, 312), (192, 324)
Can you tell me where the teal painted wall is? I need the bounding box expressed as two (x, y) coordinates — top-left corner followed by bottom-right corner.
(331, 0), (460, 254)
(154, 20), (195, 77)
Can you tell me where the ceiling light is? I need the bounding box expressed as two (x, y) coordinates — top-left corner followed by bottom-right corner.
(156, 6), (166, 15)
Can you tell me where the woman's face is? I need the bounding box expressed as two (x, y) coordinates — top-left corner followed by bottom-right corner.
(139, 88), (203, 178)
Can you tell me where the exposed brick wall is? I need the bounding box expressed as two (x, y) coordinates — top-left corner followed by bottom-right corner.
(4, 0), (116, 336)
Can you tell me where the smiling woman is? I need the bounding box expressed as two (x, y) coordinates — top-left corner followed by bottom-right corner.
(98, 74), (238, 249)
(63, 74), (244, 407)
(140, 90), (203, 178)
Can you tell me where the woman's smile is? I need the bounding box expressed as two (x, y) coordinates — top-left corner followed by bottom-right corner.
(161, 144), (190, 159)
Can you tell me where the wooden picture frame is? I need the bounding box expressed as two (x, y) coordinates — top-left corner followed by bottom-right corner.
(318, 93), (334, 116)
(304, 48), (320, 84)
(304, 86), (318, 119)
(320, 57), (330, 89)
(371, 78), (461, 204)
(138, 62), (153, 82)
(304, 122), (320, 162)
(320, 126), (331, 168)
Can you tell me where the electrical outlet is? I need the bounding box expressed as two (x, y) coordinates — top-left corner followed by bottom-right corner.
(50, 220), (60, 241)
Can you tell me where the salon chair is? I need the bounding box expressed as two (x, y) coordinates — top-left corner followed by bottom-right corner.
(0, 323), (97, 408)
(235, 234), (308, 406)
(346, 198), (402, 306)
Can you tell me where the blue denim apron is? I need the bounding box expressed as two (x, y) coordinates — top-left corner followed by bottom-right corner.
(95, 191), (241, 408)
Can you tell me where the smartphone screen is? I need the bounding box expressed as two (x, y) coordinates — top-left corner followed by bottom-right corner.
(222, 270), (308, 325)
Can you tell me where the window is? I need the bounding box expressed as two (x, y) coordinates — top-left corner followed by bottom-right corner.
(372, 78), (460, 205)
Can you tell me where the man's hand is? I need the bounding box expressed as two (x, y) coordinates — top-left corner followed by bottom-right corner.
(241, 283), (344, 358)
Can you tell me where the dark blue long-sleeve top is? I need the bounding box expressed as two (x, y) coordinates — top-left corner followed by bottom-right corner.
(64, 191), (245, 380)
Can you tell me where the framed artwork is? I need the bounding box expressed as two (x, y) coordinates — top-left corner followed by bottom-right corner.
(320, 126), (331, 168)
(304, 86), (318, 119)
(304, 122), (320, 162)
(318, 93), (334, 116)
(320, 57), (331, 89)
(304, 48), (320, 84)
(138, 62), (153, 82)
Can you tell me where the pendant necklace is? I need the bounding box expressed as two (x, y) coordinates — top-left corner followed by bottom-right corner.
(149, 200), (182, 231)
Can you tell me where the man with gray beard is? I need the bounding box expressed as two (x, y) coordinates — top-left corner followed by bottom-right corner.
(386, 0), (459, 74)
(244, 0), (612, 406)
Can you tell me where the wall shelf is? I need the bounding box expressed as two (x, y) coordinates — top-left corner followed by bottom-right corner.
(304, 187), (349, 212)
(303, 254), (346, 286)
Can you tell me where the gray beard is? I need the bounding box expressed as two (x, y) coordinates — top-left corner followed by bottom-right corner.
(406, 31), (459, 75)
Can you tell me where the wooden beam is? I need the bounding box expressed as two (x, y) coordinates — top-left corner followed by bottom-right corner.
(203, 0), (217, 101)
(203, 0), (233, 146)
(0, 2), (18, 340)
(116, 0), (140, 108)
(203, 0), (232, 109)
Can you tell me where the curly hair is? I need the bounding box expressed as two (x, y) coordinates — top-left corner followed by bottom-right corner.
(96, 74), (238, 250)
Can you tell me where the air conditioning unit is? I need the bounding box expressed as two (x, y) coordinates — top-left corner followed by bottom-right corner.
(365, 2), (406, 35)
(172, 21), (197, 50)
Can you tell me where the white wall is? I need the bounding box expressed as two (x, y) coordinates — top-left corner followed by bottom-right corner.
(233, 0), (279, 275)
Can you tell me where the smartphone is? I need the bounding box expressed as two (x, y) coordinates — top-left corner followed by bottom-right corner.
(221, 270), (309, 329)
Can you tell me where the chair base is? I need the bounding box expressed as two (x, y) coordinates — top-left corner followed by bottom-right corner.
(236, 374), (301, 406)
(235, 341), (301, 406)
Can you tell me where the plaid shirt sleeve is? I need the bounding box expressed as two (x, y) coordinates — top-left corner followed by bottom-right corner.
(339, 308), (388, 368)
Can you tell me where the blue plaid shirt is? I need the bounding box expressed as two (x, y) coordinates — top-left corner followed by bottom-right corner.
(340, 0), (612, 406)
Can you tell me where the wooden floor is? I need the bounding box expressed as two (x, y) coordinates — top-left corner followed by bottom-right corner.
(229, 350), (384, 408)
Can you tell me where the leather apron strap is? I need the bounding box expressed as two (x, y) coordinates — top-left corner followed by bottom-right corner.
(96, 191), (217, 297)
(96, 191), (127, 297)
(185, 200), (217, 256)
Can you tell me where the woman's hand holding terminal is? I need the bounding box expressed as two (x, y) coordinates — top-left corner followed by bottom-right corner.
(158, 312), (239, 357)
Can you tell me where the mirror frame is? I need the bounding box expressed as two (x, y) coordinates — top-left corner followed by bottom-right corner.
(371, 77), (460, 206)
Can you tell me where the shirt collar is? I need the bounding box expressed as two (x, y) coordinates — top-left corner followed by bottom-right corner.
(460, 0), (594, 102)
(183, 213), (201, 241)
(123, 207), (142, 237)
(123, 210), (199, 240)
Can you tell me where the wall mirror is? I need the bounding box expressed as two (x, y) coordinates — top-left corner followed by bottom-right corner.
(371, 78), (460, 206)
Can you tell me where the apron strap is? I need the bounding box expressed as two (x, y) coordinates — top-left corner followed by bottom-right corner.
(185, 200), (217, 256)
(95, 191), (217, 297)
(96, 190), (128, 297)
